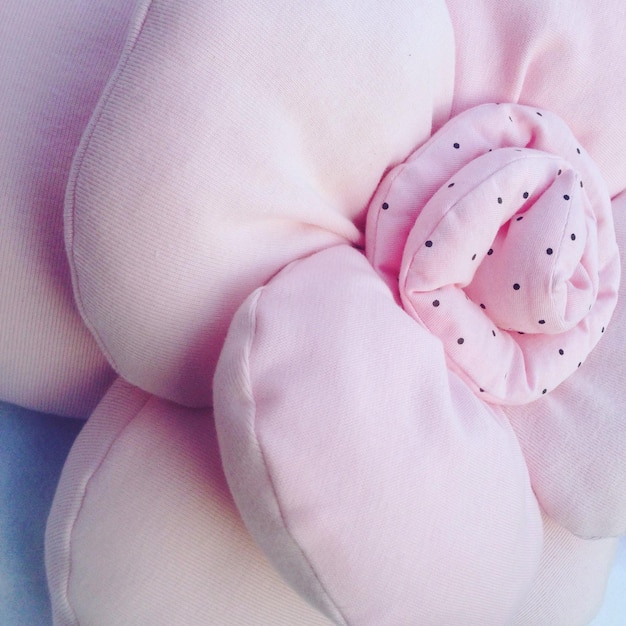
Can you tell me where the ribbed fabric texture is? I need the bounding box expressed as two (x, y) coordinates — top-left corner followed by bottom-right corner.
(446, 0), (626, 197)
(0, 0), (136, 417)
(64, 0), (455, 407)
(1, 0), (624, 623)
(510, 513), (619, 626)
(45, 379), (332, 625)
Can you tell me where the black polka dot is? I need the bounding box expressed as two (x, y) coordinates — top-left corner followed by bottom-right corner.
(497, 197), (503, 204)
(492, 330), (496, 337)
(523, 191), (529, 199)
(559, 349), (564, 355)
(558, 169), (562, 175)
(432, 299), (440, 307)
(382, 202), (389, 210)
(479, 388), (485, 392)
(425, 240), (433, 247)
(453, 142), (460, 149)
(580, 180), (584, 188)
(513, 283), (521, 290)
(546, 248), (553, 255)
(563, 194), (570, 201)
(571, 233), (576, 241)
(578, 362), (582, 368)
(508, 116), (513, 122)
(542, 389), (547, 394)
(472, 253), (477, 260)
(577, 147), (581, 154)
(516, 216), (523, 221)
(480, 303), (486, 309)
(448, 182), (455, 188)
(536, 111), (543, 116)
(487, 248), (494, 256)
(602, 326), (605, 333)
(457, 338), (464, 345)
(518, 331), (525, 335)
(538, 319), (546, 325)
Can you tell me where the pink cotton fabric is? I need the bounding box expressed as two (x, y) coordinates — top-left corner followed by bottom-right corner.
(45, 379), (330, 626)
(46, 376), (620, 626)
(63, 0), (454, 408)
(367, 103), (620, 405)
(214, 244), (543, 625)
(446, 0), (626, 198)
(0, 0), (135, 417)
(17, 0), (624, 623)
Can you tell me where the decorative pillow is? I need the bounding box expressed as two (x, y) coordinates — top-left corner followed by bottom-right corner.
(447, 0), (626, 197)
(364, 102), (626, 542)
(366, 103), (619, 406)
(50, 0), (626, 623)
(508, 186), (626, 538)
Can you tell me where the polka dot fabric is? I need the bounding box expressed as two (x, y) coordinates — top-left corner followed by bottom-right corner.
(366, 103), (620, 405)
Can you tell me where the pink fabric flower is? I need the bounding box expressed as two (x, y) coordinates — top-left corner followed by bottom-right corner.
(366, 103), (620, 404)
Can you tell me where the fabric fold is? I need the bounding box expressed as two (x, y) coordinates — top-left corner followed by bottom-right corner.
(366, 103), (620, 405)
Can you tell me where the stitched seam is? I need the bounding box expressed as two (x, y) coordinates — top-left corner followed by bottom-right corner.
(369, 161), (411, 271)
(401, 151), (563, 287)
(64, 392), (152, 626)
(62, 0), (156, 618)
(65, 0), (155, 379)
(549, 191), (576, 327)
(247, 284), (350, 626)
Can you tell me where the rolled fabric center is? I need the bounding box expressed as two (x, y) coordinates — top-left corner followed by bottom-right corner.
(366, 103), (620, 405)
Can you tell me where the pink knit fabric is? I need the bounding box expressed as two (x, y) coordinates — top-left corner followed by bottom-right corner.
(367, 103), (620, 405)
(212, 103), (624, 623)
(214, 244), (543, 625)
(23, 0), (624, 623)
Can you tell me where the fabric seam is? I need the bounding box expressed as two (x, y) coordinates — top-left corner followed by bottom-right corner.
(64, 393), (153, 626)
(248, 283), (350, 626)
(65, 0), (155, 380)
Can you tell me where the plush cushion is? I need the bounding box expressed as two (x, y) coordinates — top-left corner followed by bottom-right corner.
(45, 379), (331, 625)
(43, 0), (626, 623)
(0, 0), (137, 417)
(504, 187), (626, 539)
(437, 0), (626, 545)
(45, 378), (621, 625)
(209, 0), (626, 613)
(64, 0), (455, 407)
(361, 102), (626, 541)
